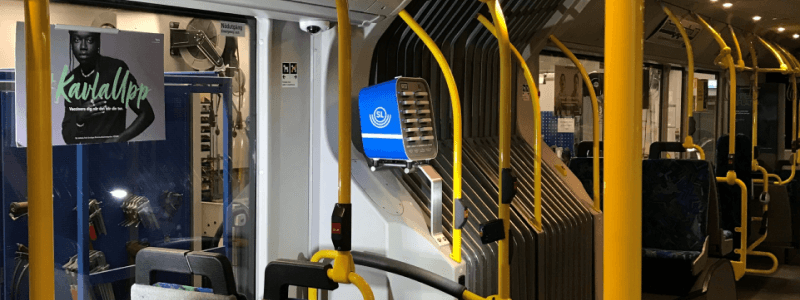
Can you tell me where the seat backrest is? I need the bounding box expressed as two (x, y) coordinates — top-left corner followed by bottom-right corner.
(575, 141), (603, 158)
(642, 160), (712, 252)
(568, 157), (603, 209)
(715, 134), (752, 232)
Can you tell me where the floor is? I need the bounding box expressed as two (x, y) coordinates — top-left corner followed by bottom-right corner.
(736, 255), (800, 299)
(642, 254), (800, 300)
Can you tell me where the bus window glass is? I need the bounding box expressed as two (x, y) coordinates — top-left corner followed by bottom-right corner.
(0, 1), (256, 299)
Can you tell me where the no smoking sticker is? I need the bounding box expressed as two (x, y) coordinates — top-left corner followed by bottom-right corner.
(282, 62), (298, 88)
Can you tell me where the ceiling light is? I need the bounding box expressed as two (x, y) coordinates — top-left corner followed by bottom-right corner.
(794, 34), (799, 39)
(722, 2), (733, 8)
(710, 0), (719, 2)
(778, 27), (786, 32)
(753, 16), (762, 21)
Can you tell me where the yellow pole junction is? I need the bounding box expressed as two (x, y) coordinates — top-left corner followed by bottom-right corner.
(604, 0), (643, 298)
(475, 14), (544, 229)
(547, 35), (602, 210)
(307, 1), (374, 299)
(24, 1), (55, 299)
(661, 5), (705, 160)
(396, 9), (466, 263)
(483, 0), (513, 298)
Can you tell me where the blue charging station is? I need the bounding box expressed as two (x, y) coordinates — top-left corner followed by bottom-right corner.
(358, 77), (438, 167)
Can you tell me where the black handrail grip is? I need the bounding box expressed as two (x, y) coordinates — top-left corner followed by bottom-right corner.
(263, 259), (338, 300)
(649, 142), (687, 159)
(135, 247), (239, 297)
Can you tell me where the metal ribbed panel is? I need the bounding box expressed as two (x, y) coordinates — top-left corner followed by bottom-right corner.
(373, 0), (597, 299)
(400, 137), (596, 299)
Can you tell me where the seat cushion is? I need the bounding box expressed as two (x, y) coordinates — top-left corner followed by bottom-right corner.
(642, 248), (701, 261)
(132, 284), (236, 300)
(642, 159), (711, 252)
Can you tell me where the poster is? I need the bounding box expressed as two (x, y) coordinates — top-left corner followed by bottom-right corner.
(15, 23), (165, 146)
(695, 79), (708, 112)
(554, 65), (582, 117)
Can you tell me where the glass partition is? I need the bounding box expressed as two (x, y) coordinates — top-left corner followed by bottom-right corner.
(0, 1), (256, 299)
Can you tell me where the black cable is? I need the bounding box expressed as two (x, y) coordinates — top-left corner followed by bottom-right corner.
(350, 251), (466, 298)
(14, 263), (29, 300)
(10, 257), (22, 299)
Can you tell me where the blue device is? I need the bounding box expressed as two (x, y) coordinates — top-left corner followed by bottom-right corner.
(358, 77), (438, 164)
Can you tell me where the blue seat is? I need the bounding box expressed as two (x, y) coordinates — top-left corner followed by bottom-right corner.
(642, 159), (711, 263)
(641, 159), (721, 295)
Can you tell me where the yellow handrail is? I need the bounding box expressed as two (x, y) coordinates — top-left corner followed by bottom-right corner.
(715, 177), (749, 280)
(605, 0), (644, 298)
(25, 1), (55, 299)
(485, 1), (513, 298)
(475, 15), (544, 227)
(694, 15), (737, 171)
(756, 36), (790, 74)
(547, 35), (602, 210)
(750, 39), (799, 185)
(662, 6), (705, 160)
(396, 9), (466, 263)
(750, 38), (760, 170)
(728, 25), (747, 71)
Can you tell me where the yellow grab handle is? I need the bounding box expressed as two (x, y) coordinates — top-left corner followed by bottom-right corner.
(694, 15), (737, 158)
(728, 25), (746, 70)
(661, 6), (705, 160)
(484, 1), (513, 299)
(475, 14), (544, 228)
(756, 36), (789, 73)
(548, 35), (602, 211)
(397, 9), (465, 263)
(347, 272), (375, 300)
(308, 250), (338, 300)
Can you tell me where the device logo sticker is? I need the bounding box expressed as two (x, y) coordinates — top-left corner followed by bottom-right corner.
(370, 107), (391, 129)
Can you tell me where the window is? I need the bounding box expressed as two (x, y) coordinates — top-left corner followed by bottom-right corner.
(0, 1), (257, 299)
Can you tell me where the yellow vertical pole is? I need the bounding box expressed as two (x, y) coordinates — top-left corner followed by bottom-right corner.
(24, 1), (55, 299)
(604, 0), (643, 298)
(485, 0), (513, 298)
(336, 0), (351, 206)
(751, 40), (760, 169)
(476, 14), (544, 231)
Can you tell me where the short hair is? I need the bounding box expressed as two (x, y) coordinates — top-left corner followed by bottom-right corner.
(68, 31), (101, 39)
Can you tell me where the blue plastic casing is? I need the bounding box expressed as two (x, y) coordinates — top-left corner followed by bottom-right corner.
(359, 78), (408, 160)
(358, 77), (437, 162)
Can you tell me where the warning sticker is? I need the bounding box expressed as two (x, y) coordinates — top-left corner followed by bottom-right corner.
(558, 118), (575, 133)
(522, 84), (531, 102)
(282, 62), (298, 88)
(220, 21), (246, 37)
